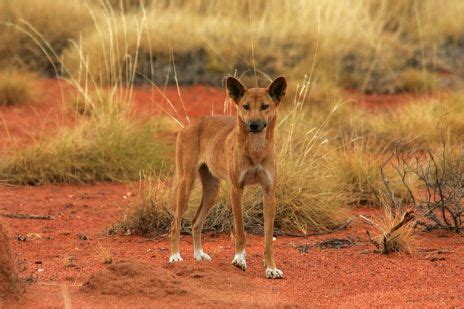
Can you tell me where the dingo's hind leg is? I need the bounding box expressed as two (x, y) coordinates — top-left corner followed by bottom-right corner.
(192, 164), (220, 261)
(169, 128), (199, 262)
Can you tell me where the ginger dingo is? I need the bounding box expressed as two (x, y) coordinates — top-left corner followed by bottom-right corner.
(169, 76), (287, 279)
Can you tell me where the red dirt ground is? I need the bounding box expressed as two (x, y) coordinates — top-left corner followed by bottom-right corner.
(1, 184), (463, 307)
(1, 79), (463, 307)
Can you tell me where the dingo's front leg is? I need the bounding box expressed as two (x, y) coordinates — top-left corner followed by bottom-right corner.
(263, 186), (283, 279)
(231, 186), (247, 271)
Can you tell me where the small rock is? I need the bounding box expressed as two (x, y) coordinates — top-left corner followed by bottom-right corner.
(316, 238), (355, 249)
(24, 274), (38, 284)
(298, 244), (310, 254)
(428, 256), (446, 262)
(107, 228), (116, 236)
(64, 255), (77, 268)
(78, 233), (88, 240)
(16, 235), (27, 241)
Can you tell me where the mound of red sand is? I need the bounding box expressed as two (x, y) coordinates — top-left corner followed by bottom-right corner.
(80, 260), (288, 307)
(80, 261), (189, 298)
(0, 223), (22, 299)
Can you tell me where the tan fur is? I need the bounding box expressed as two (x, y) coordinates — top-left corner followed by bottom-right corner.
(169, 76), (287, 279)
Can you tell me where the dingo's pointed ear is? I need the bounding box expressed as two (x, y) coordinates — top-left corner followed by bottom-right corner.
(226, 77), (246, 103)
(267, 76), (287, 104)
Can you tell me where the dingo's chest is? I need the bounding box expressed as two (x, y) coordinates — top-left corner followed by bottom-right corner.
(238, 164), (273, 188)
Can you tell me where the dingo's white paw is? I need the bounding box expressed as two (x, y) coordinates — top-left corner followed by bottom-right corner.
(265, 267), (284, 279)
(194, 250), (212, 261)
(232, 251), (247, 271)
(169, 252), (183, 262)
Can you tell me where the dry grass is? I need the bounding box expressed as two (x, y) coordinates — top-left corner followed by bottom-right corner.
(334, 139), (407, 206)
(95, 242), (113, 264)
(397, 68), (437, 93)
(0, 90), (168, 184)
(115, 172), (172, 235)
(364, 95), (464, 149)
(63, 255), (76, 268)
(362, 205), (416, 254)
(0, 70), (37, 106)
(0, 1), (463, 92)
(52, 0), (464, 92)
(323, 93), (464, 153)
(0, 1), (174, 185)
(0, 0), (97, 73)
(67, 88), (129, 117)
(0, 119), (167, 184)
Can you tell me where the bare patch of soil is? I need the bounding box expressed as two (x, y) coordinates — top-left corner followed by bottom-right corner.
(81, 261), (189, 298)
(0, 184), (463, 307)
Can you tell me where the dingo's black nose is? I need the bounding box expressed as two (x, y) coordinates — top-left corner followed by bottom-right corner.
(247, 120), (266, 133)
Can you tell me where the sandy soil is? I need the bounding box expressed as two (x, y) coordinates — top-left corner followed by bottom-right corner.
(0, 184), (463, 307)
(0, 79), (463, 307)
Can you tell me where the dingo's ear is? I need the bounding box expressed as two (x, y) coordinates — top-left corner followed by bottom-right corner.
(267, 76), (287, 104)
(226, 77), (246, 103)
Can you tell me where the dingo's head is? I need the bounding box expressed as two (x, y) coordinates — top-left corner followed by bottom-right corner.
(226, 76), (287, 133)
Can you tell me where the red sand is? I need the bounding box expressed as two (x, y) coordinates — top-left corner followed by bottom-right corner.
(0, 79), (463, 307)
(0, 184), (463, 307)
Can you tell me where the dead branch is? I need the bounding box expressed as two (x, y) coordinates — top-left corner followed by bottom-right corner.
(365, 230), (380, 250)
(1, 213), (54, 220)
(387, 210), (414, 235)
(363, 210), (415, 253)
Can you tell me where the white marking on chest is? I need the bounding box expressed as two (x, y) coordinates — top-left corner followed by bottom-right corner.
(238, 164), (273, 187)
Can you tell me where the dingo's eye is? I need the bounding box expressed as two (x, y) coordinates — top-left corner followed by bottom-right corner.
(261, 104), (269, 110)
(243, 104), (250, 110)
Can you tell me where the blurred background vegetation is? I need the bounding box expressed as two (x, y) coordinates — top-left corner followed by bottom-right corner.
(1, 0), (464, 92)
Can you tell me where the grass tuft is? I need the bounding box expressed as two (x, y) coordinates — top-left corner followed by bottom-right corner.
(334, 138), (413, 206)
(0, 70), (37, 106)
(0, 119), (166, 185)
(115, 172), (173, 235)
(95, 242), (113, 264)
(0, 91), (168, 184)
(362, 205), (416, 254)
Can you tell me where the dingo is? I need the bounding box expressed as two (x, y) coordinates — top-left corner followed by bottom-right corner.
(169, 76), (287, 279)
